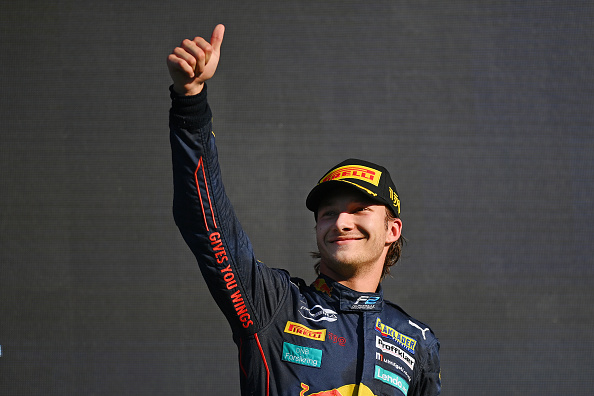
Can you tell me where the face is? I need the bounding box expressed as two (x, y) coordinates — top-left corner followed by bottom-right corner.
(315, 187), (401, 280)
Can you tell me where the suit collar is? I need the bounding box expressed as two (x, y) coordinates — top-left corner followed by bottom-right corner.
(311, 275), (384, 312)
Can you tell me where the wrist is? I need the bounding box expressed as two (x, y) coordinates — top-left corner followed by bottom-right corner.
(172, 81), (204, 96)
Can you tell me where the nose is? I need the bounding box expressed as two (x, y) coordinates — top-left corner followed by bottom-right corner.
(334, 211), (354, 231)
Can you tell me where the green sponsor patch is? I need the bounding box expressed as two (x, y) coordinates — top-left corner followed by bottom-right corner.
(282, 342), (322, 368)
(375, 365), (409, 395)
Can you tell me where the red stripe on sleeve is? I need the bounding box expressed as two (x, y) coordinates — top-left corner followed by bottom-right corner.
(254, 333), (270, 396)
(194, 157), (210, 232)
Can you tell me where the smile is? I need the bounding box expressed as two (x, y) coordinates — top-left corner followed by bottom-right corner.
(329, 236), (364, 244)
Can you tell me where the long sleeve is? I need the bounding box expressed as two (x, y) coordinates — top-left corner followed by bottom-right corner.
(169, 84), (289, 336)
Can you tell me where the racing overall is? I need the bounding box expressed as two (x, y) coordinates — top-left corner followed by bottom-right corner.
(169, 85), (441, 396)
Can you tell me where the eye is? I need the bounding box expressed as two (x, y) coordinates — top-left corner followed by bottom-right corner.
(319, 209), (337, 218)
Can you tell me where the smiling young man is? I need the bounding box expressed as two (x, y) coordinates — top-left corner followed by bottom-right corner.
(167, 24), (441, 395)
(312, 181), (401, 293)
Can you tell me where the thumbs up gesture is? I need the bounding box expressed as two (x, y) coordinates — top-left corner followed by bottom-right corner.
(167, 24), (225, 95)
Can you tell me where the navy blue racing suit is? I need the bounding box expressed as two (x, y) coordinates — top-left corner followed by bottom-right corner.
(169, 85), (441, 396)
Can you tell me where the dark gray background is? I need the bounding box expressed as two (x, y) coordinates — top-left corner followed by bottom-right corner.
(1, 1), (593, 394)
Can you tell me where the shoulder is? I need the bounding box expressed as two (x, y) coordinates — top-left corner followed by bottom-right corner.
(383, 299), (439, 347)
(289, 276), (307, 289)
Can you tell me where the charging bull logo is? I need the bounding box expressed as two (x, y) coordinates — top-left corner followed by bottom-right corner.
(312, 278), (333, 297)
(300, 383), (377, 396)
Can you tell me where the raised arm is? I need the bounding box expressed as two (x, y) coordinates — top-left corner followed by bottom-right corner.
(167, 24), (225, 96)
(167, 25), (289, 337)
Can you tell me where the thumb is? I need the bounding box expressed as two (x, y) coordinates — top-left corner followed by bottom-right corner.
(210, 24), (225, 52)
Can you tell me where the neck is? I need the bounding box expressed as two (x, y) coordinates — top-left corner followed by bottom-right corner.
(319, 264), (382, 293)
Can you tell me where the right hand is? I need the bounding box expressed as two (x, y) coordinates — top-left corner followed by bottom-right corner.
(167, 24), (225, 96)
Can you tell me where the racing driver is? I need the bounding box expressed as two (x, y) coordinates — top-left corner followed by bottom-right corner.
(167, 24), (441, 396)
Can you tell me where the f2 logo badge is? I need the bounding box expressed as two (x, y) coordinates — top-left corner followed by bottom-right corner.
(349, 295), (381, 311)
(354, 296), (380, 305)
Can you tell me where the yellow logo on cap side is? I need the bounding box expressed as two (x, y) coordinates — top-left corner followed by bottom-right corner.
(320, 165), (382, 186)
(389, 187), (401, 214)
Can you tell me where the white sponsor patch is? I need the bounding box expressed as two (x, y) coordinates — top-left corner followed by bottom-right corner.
(376, 336), (415, 370)
(299, 304), (338, 322)
(376, 352), (412, 382)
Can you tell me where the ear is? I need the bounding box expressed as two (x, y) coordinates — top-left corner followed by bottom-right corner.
(385, 218), (402, 244)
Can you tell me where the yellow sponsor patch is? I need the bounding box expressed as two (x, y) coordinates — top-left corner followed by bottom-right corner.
(284, 321), (326, 341)
(375, 318), (416, 354)
(320, 165), (382, 186)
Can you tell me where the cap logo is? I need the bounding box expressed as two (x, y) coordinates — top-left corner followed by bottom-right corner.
(389, 187), (401, 215)
(320, 165), (382, 186)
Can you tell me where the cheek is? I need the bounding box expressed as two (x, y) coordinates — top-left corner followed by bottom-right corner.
(315, 221), (332, 245)
(315, 225), (325, 242)
(315, 220), (328, 234)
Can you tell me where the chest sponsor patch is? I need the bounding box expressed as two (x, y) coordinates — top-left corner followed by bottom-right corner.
(327, 331), (347, 346)
(376, 336), (415, 370)
(376, 352), (412, 383)
(299, 303), (338, 322)
(282, 342), (322, 368)
(374, 365), (409, 395)
(375, 318), (416, 354)
(284, 321), (326, 341)
(300, 383), (376, 395)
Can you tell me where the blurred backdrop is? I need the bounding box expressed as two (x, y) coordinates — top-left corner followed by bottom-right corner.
(1, 1), (593, 394)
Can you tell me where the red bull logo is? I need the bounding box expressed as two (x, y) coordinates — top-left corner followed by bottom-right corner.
(312, 278), (333, 297)
(300, 383), (377, 396)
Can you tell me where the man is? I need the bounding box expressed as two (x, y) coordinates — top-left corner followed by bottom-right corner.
(167, 24), (441, 396)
